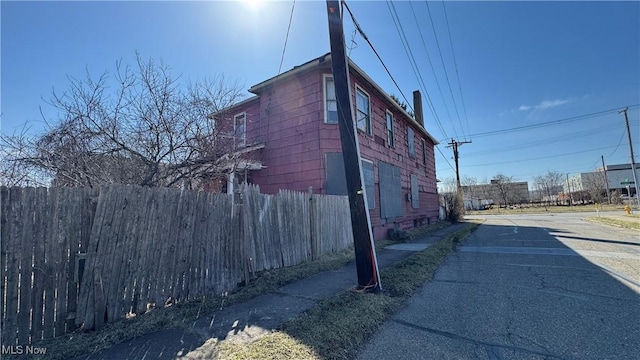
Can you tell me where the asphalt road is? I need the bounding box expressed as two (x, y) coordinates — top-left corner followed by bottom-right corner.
(358, 213), (640, 360)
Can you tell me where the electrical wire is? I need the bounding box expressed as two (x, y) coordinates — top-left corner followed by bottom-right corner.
(385, 0), (450, 140)
(464, 145), (620, 167)
(444, 104), (640, 142)
(408, 1), (458, 139)
(464, 123), (619, 158)
(342, 0), (414, 114)
(277, 0), (296, 75)
(423, 0), (466, 140)
(442, 0), (471, 138)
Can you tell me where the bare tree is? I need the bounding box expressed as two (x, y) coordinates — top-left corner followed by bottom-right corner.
(533, 171), (564, 206)
(1, 54), (246, 188)
(582, 171), (607, 204)
(491, 173), (514, 207)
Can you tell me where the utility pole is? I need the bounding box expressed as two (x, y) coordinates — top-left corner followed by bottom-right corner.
(601, 155), (611, 204)
(446, 139), (471, 191)
(619, 108), (640, 207)
(326, 0), (380, 292)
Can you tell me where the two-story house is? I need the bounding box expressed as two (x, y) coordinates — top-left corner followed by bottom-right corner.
(217, 53), (440, 240)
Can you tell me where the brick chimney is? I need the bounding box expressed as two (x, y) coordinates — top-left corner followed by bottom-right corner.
(413, 90), (424, 128)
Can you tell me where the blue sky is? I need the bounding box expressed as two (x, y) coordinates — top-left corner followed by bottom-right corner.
(2, 1), (639, 189)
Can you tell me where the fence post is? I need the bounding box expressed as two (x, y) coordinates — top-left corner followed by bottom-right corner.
(308, 187), (318, 260)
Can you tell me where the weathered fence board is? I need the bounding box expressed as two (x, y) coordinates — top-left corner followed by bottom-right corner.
(2, 184), (354, 343)
(1, 187), (98, 345)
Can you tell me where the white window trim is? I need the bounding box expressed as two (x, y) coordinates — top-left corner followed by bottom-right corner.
(323, 74), (337, 124)
(234, 112), (247, 147)
(385, 110), (394, 148)
(355, 84), (371, 135)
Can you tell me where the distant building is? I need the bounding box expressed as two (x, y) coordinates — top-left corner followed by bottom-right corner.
(566, 163), (638, 200)
(604, 163), (639, 197)
(462, 180), (530, 207)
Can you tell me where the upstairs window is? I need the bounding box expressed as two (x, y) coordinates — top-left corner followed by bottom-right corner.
(234, 113), (246, 148)
(355, 86), (371, 134)
(324, 75), (338, 124)
(407, 126), (415, 158)
(386, 111), (394, 147)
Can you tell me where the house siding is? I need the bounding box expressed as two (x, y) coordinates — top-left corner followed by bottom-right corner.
(225, 60), (439, 240)
(250, 70), (324, 194)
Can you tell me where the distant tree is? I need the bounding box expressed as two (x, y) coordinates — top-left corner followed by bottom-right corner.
(582, 171), (608, 204)
(1, 54), (246, 189)
(438, 176), (457, 195)
(491, 173), (514, 207)
(461, 176), (479, 197)
(389, 94), (415, 118)
(533, 171), (564, 206)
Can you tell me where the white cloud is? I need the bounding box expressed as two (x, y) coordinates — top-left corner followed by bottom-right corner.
(537, 99), (569, 110)
(518, 98), (570, 112)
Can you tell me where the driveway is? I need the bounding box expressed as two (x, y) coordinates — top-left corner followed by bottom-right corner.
(358, 213), (640, 360)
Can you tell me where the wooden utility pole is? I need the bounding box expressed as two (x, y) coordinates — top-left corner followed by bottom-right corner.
(446, 139), (471, 191)
(619, 108), (640, 206)
(601, 155), (611, 204)
(326, 0), (380, 291)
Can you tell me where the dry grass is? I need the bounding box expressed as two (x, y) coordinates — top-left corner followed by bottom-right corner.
(467, 204), (632, 215)
(585, 216), (640, 231)
(24, 223), (476, 359)
(217, 221), (481, 360)
(28, 248), (356, 360)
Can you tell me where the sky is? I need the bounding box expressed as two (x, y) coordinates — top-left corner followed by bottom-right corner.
(2, 0), (639, 190)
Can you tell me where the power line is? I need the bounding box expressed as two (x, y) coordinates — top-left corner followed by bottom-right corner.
(385, 0), (450, 139)
(442, 0), (471, 137)
(464, 123), (618, 157)
(342, 0), (414, 114)
(445, 104), (640, 141)
(464, 145), (620, 167)
(277, 0), (296, 75)
(408, 1), (459, 140)
(423, 0), (466, 140)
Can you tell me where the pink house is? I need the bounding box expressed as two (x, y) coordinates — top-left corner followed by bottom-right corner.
(218, 53), (440, 240)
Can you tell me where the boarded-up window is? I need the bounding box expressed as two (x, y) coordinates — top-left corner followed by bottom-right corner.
(411, 174), (419, 209)
(325, 153), (375, 210)
(407, 127), (415, 158)
(379, 161), (402, 219)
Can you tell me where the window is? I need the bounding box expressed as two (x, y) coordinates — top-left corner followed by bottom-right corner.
(407, 127), (415, 158)
(386, 111), (394, 147)
(410, 174), (419, 209)
(324, 75), (338, 124)
(234, 113), (246, 148)
(355, 87), (371, 134)
(325, 153), (375, 210)
(421, 139), (427, 165)
(361, 159), (375, 209)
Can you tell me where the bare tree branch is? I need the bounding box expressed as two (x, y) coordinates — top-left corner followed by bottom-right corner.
(0, 54), (246, 189)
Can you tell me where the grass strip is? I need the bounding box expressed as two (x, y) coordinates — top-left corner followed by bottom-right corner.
(467, 204), (632, 215)
(218, 221), (481, 360)
(585, 216), (640, 231)
(28, 222), (451, 360)
(29, 248), (356, 360)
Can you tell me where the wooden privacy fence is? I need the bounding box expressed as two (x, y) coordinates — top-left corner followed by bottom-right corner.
(1, 184), (353, 345)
